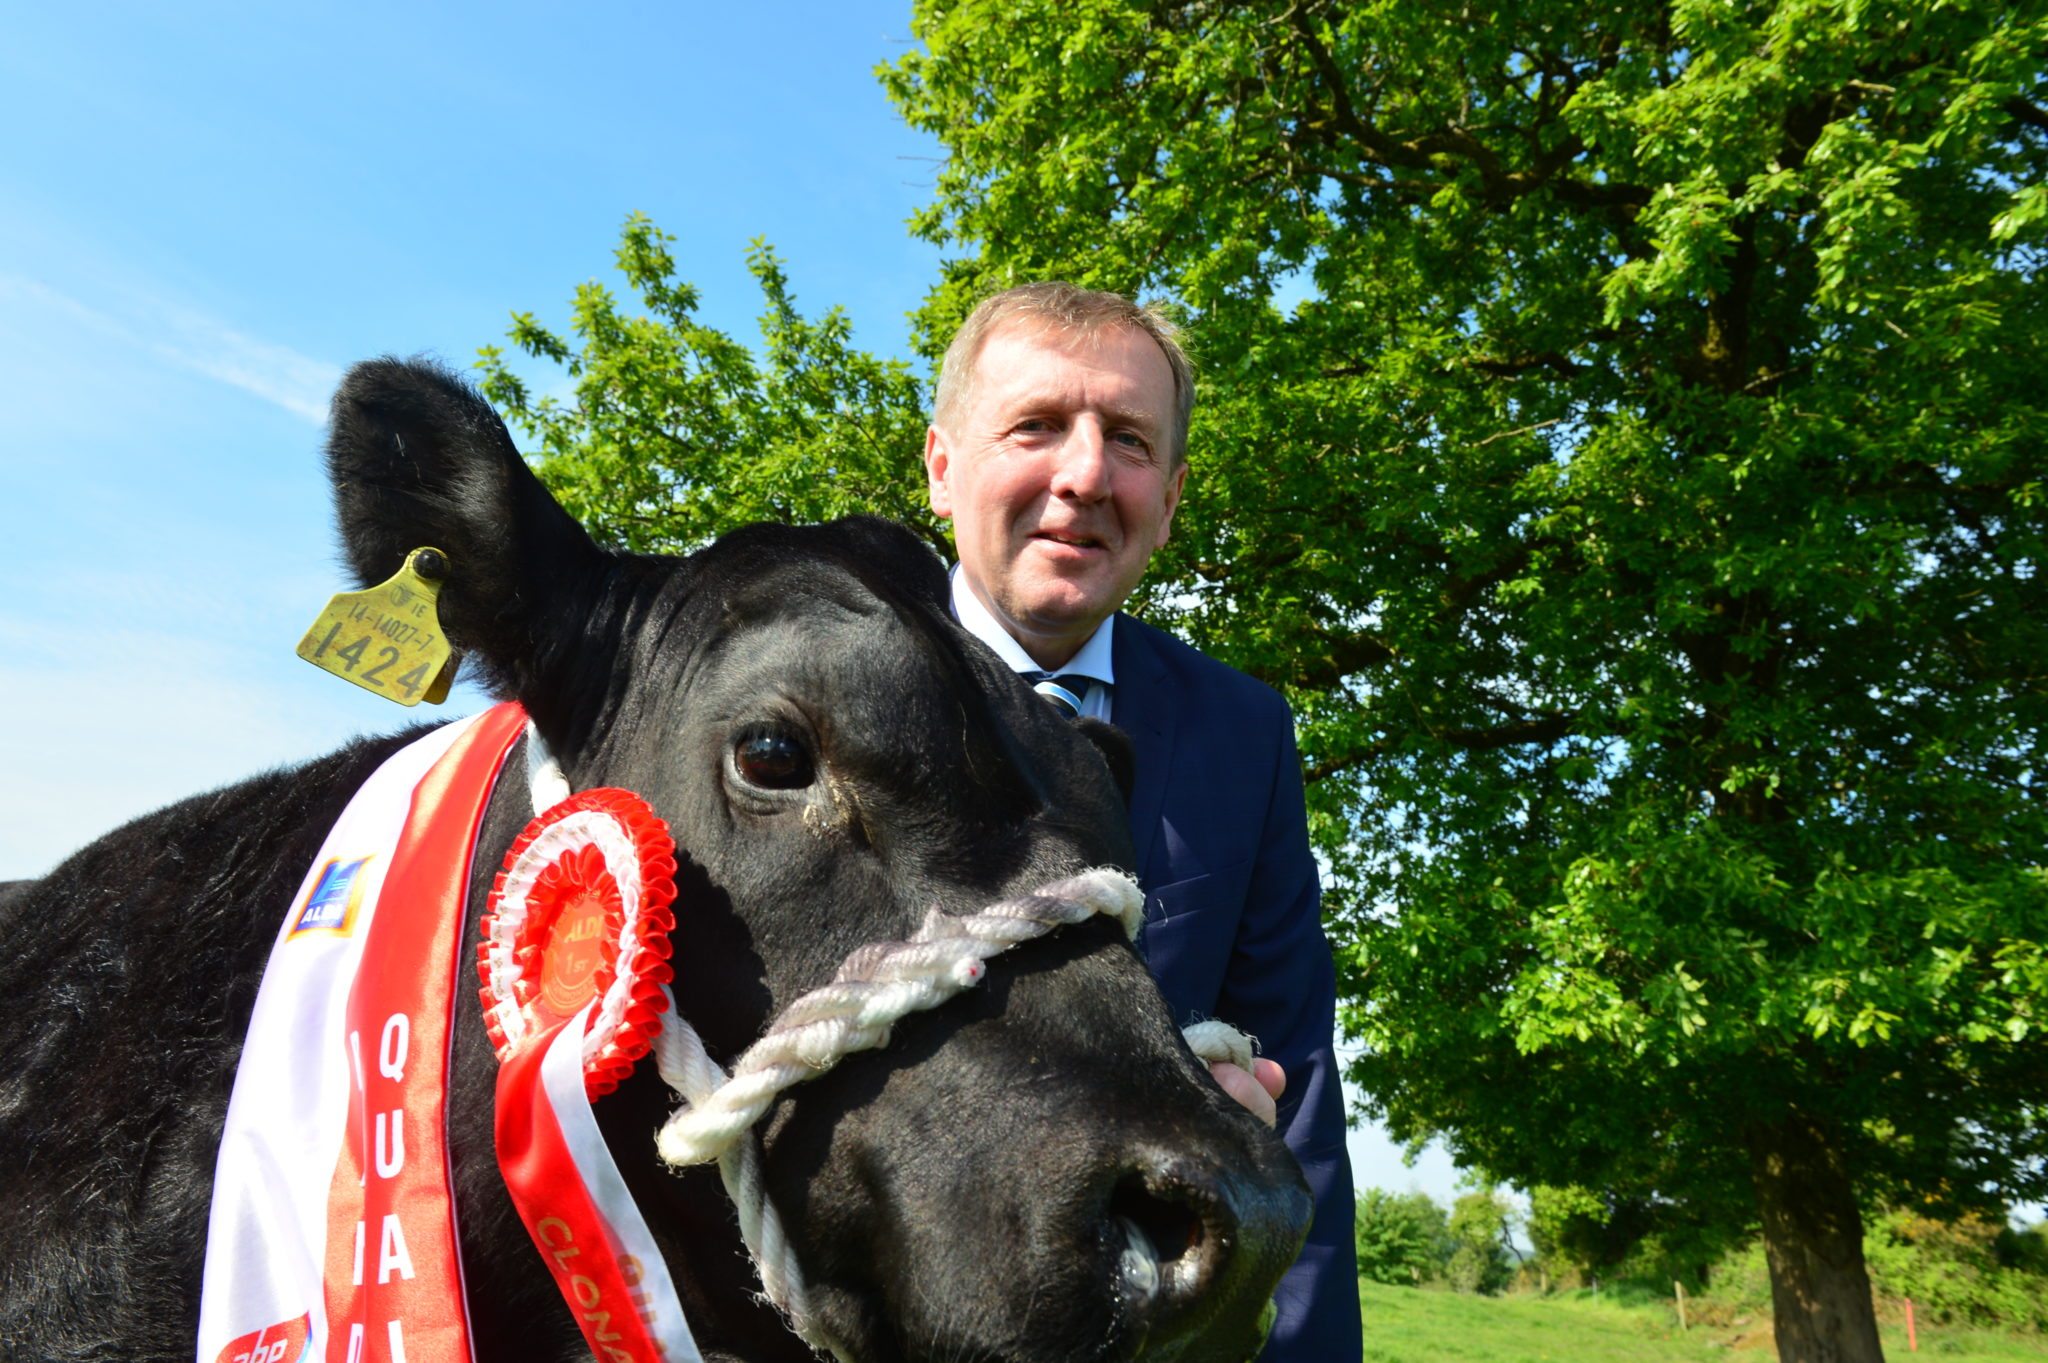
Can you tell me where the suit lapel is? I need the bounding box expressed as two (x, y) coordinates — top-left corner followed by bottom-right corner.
(1112, 616), (1178, 886)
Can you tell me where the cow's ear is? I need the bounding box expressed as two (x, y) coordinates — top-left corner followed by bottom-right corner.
(823, 514), (951, 611)
(324, 357), (608, 707)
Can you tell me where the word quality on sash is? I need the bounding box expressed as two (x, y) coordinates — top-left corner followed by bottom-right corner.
(199, 704), (700, 1363)
(198, 705), (524, 1363)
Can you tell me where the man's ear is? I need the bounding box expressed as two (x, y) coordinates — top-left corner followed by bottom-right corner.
(924, 425), (955, 520)
(1154, 459), (1190, 550)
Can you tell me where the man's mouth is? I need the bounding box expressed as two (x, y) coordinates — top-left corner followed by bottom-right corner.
(1032, 530), (1106, 551)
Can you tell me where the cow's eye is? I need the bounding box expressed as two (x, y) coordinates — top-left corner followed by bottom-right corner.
(732, 730), (815, 791)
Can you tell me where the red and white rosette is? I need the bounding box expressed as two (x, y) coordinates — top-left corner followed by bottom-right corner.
(478, 787), (677, 1098)
(477, 787), (703, 1363)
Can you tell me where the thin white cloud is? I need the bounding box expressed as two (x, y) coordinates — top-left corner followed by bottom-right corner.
(149, 302), (340, 423)
(0, 274), (338, 424)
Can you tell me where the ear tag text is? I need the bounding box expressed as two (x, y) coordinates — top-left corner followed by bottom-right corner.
(296, 547), (457, 706)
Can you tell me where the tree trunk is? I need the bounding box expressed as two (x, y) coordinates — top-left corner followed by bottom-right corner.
(1747, 1115), (1885, 1363)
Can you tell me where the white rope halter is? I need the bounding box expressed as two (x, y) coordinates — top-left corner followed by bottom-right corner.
(525, 728), (1254, 1358)
(654, 869), (1144, 1165)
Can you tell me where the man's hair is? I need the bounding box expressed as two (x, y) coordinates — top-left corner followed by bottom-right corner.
(932, 282), (1197, 464)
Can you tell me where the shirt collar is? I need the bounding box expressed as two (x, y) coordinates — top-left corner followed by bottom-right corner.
(948, 565), (1117, 683)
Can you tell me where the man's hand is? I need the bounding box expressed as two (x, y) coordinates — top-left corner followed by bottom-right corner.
(1209, 1059), (1286, 1127)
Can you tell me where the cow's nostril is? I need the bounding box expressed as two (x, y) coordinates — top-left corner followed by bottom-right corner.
(1108, 1166), (1216, 1306)
(1093, 1149), (1309, 1358)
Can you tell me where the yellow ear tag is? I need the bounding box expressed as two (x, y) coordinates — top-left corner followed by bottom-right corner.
(296, 547), (458, 707)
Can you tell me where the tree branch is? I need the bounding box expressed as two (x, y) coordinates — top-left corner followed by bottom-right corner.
(1438, 713), (1581, 752)
(1305, 739), (1391, 784)
(1287, 628), (1399, 692)
(1465, 352), (1589, 379)
(2006, 96), (2048, 135)
(1472, 417), (1565, 448)
(1285, 8), (1649, 211)
(1304, 710), (1580, 783)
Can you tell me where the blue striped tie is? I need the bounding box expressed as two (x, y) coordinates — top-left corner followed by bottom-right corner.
(1023, 670), (1090, 719)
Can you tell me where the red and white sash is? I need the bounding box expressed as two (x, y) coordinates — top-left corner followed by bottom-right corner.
(197, 704), (699, 1363)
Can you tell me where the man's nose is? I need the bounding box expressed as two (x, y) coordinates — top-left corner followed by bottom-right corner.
(1049, 419), (1113, 500)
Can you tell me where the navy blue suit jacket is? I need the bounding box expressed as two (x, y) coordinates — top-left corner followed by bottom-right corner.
(1112, 614), (1360, 1361)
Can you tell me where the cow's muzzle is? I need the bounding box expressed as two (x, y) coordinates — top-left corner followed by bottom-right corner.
(1103, 1145), (1311, 1360)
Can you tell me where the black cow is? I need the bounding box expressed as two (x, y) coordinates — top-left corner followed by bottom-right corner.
(0, 360), (1310, 1363)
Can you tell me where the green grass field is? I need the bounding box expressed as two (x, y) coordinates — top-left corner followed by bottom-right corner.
(1356, 1281), (2048, 1362)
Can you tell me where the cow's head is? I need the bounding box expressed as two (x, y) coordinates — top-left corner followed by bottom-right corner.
(326, 359), (1311, 1363)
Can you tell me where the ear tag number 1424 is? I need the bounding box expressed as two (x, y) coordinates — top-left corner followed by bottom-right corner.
(295, 547), (457, 706)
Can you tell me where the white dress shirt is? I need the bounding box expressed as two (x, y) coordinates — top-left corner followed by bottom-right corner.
(948, 565), (1115, 720)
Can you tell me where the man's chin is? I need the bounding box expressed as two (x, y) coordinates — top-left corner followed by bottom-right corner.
(1000, 587), (1122, 653)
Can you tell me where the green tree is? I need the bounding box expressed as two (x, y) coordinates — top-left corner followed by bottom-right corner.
(476, 219), (938, 553)
(1445, 1188), (1520, 1295)
(1525, 1182), (1741, 1290)
(876, 3), (2048, 1360)
(1704, 1205), (2048, 1330)
(473, 3), (2046, 1358)
(1861, 1206), (2048, 1328)
(1526, 1184), (1613, 1289)
(1354, 1187), (1453, 1285)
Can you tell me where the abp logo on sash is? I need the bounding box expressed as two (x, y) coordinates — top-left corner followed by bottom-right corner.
(213, 1310), (310, 1363)
(292, 857), (373, 938)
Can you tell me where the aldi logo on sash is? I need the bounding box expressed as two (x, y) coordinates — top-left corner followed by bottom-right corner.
(292, 857), (372, 938)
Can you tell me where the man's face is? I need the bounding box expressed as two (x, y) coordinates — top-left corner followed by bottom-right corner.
(925, 321), (1188, 668)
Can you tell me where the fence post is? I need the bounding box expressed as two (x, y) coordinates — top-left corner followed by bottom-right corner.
(1674, 1281), (1688, 1331)
(1905, 1298), (1917, 1353)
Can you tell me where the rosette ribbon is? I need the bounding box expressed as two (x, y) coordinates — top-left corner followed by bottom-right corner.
(479, 788), (703, 1363)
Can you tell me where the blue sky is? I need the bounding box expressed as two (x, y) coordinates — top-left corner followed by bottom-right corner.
(0, 0), (1462, 1210)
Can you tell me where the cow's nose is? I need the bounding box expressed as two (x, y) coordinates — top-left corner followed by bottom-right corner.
(1102, 1148), (1311, 1355)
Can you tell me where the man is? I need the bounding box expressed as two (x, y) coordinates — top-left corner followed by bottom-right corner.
(924, 283), (1360, 1360)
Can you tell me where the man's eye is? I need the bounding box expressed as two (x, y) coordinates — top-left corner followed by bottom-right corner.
(732, 731), (816, 790)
